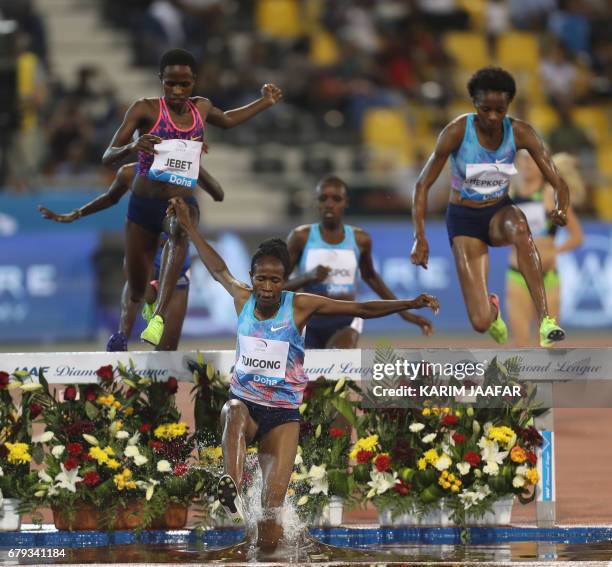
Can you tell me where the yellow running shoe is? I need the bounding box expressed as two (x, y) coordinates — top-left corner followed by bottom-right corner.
(141, 314), (164, 346)
(141, 302), (155, 323)
(487, 293), (508, 344)
(539, 316), (565, 347)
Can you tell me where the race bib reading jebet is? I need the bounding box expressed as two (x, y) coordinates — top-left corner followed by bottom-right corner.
(148, 139), (202, 188)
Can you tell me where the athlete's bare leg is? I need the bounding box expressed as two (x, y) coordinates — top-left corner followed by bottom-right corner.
(221, 400), (258, 490)
(327, 326), (359, 348)
(489, 205), (548, 323)
(257, 422), (300, 553)
(506, 278), (535, 346)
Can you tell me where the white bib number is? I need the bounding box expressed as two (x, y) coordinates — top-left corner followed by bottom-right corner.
(465, 163), (518, 196)
(518, 201), (547, 236)
(304, 248), (358, 287)
(235, 335), (289, 383)
(148, 139), (202, 188)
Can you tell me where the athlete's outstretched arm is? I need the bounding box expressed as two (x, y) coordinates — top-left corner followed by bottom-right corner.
(39, 164), (136, 222)
(293, 293), (439, 331)
(198, 166), (224, 202)
(102, 100), (161, 166)
(204, 84), (282, 129)
(514, 121), (570, 226)
(167, 198), (250, 310)
(356, 229), (433, 335)
(411, 119), (464, 268)
(283, 226), (331, 292)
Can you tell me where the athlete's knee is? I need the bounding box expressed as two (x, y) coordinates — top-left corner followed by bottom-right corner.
(223, 400), (249, 427)
(506, 215), (531, 243)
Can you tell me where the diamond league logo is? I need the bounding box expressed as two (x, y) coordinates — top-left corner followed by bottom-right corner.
(558, 230), (612, 326)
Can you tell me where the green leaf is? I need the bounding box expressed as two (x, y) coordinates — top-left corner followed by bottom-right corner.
(85, 401), (99, 420)
(31, 443), (44, 465)
(330, 397), (357, 427)
(38, 368), (50, 394)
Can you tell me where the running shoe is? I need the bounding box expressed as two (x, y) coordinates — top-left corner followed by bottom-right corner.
(539, 316), (565, 347)
(106, 331), (127, 352)
(141, 302), (155, 323)
(217, 474), (244, 519)
(140, 315), (164, 346)
(487, 293), (508, 344)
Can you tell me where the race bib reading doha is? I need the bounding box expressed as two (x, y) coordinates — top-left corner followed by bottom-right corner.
(148, 139), (202, 188)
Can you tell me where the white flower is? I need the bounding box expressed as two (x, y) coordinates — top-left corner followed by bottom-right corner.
(366, 470), (399, 498)
(128, 432), (141, 446)
(134, 454), (148, 467)
(47, 485), (59, 497)
(422, 433), (437, 444)
(456, 462), (471, 476)
(0, 466), (3, 476)
(308, 464), (328, 495)
(38, 470), (53, 483)
(473, 420), (481, 435)
(294, 453), (303, 466)
(474, 469), (483, 478)
(434, 453), (452, 471)
(115, 430), (130, 440)
(297, 495), (309, 506)
(512, 475), (526, 488)
(483, 462), (500, 476)
(478, 438), (508, 465)
(137, 479), (159, 501)
(33, 431), (54, 444)
(54, 464), (83, 493)
(34, 490), (46, 498)
(20, 382), (43, 392)
(515, 465), (528, 477)
(82, 434), (99, 446)
(157, 460), (171, 473)
(51, 445), (65, 458)
(409, 423), (425, 433)
(124, 446), (140, 458)
(0, 488), (3, 508)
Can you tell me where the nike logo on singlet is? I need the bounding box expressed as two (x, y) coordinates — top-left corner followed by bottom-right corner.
(270, 325), (287, 332)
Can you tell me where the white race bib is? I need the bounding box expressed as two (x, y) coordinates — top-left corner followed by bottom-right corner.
(518, 201), (547, 236)
(235, 335), (289, 382)
(148, 139), (202, 188)
(304, 248), (358, 287)
(464, 163), (518, 196)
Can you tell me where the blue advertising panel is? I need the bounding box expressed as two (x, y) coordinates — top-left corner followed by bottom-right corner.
(0, 232), (99, 342)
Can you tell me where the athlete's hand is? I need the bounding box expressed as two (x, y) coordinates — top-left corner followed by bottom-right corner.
(167, 198), (191, 230)
(130, 134), (162, 155)
(410, 293), (439, 315)
(261, 84), (283, 106)
(410, 236), (429, 269)
(550, 208), (568, 227)
(308, 265), (331, 283)
(202, 141), (210, 154)
(400, 312), (434, 336)
(38, 205), (80, 223)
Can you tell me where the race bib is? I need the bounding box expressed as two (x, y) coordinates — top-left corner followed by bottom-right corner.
(148, 139), (202, 188)
(304, 248), (358, 288)
(518, 201), (547, 236)
(235, 335), (289, 384)
(464, 163), (518, 196)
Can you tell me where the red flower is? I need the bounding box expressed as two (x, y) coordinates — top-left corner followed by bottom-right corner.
(83, 471), (100, 487)
(85, 387), (97, 402)
(356, 450), (373, 465)
(394, 480), (412, 496)
(68, 443), (83, 457)
(0, 371), (9, 390)
(173, 463), (188, 476)
(330, 427), (345, 438)
(452, 433), (466, 444)
(166, 377), (178, 394)
(465, 451), (481, 466)
(126, 388), (137, 398)
(148, 440), (163, 451)
(441, 415), (458, 427)
(64, 457), (79, 471)
(63, 386), (77, 402)
(373, 453), (392, 473)
(139, 423), (152, 434)
(242, 471), (253, 484)
(81, 453), (93, 462)
(526, 451), (537, 465)
(29, 403), (43, 419)
(519, 426), (543, 447)
(96, 365), (114, 382)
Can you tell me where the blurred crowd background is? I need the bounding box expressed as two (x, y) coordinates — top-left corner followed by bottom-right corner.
(0, 0), (610, 346)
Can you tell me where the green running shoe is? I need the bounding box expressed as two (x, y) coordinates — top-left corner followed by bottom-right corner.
(539, 316), (565, 347)
(141, 314), (164, 346)
(487, 293), (508, 344)
(141, 302), (155, 323)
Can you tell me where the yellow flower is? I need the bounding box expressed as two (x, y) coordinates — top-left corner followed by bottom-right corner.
(526, 468), (539, 485)
(5, 442), (31, 464)
(154, 422), (188, 440)
(200, 446), (223, 463)
(417, 458), (427, 471)
(113, 401), (121, 409)
(106, 459), (120, 470)
(488, 426), (516, 449)
(247, 447), (258, 454)
(442, 407), (451, 414)
(510, 446), (527, 463)
(124, 407), (134, 416)
(287, 488), (295, 497)
(349, 435), (379, 460)
(424, 448), (439, 465)
(90, 446), (108, 464)
(97, 394), (116, 406)
(103, 446), (115, 456)
(422, 408), (431, 417)
(450, 484), (460, 492)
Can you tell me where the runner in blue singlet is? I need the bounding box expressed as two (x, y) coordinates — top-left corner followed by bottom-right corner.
(411, 66), (571, 347)
(167, 196), (439, 554)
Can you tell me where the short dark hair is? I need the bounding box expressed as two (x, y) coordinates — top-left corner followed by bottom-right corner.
(316, 175), (348, 194)
(467, 66), (516, 101)
(159, 48), (197, 75)
(251, 238), (291, 278)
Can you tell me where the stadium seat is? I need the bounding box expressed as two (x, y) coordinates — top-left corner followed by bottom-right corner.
(597, 144), (612, 177)
(527, 104), (559, 137)
(255, 0), (303, 39)
(443, 32), (489, 70)
(593, 186), (612, 221)
(456, 0), (486, 30)
(496, 32), (540, 71)
(362, 108), (412, 156)
(309, 29), (340, 67)
(572, 106), (611, 145)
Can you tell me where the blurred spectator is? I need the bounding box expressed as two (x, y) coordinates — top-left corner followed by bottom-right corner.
(485, 0), (510, 55)
(539, 40), (578, 106)
(0, 0), (47, 65)
(6, 32), (47, 192)
(415, 0), (470, 31)
(509, 0), (557, 30)
(548, 0), (591, 58)
(547, 103), (595, 167)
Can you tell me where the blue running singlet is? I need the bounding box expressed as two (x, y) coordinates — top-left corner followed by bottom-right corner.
(298, 224), (360, 297)
(450, 114), (518, 202)
(230, 291), (307, 409)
